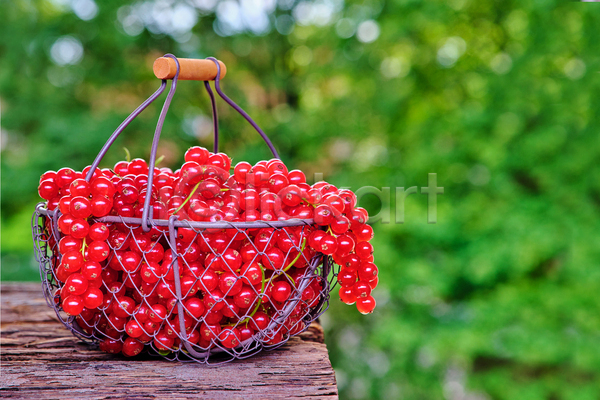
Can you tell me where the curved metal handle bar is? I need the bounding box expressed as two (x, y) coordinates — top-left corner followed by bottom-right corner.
(141, 54), (180, 232)
(84, 81), (167, 182)
(203, 81), (219, 153)
(206, 57), (280, 159)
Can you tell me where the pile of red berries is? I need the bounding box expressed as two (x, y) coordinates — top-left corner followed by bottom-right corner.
(37, 146), (377, 358)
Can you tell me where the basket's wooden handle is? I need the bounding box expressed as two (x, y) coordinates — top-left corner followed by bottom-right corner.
(153, 57), (227, 81)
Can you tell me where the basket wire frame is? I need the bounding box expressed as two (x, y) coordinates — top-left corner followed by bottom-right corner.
(32, 54), (340, 364)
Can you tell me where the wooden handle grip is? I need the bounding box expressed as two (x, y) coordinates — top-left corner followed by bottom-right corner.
(153, 57), (227, 81)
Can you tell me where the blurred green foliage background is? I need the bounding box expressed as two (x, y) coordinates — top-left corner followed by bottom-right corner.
(2, 0), (600, 399)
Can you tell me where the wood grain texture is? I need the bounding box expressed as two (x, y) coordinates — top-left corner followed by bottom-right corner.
(1, 283), (338, 399)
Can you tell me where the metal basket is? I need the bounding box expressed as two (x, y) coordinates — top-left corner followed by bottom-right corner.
(32, 55), (336, 363)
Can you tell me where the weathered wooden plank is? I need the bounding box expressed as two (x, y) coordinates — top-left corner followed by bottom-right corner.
(0, 283), (338, 399)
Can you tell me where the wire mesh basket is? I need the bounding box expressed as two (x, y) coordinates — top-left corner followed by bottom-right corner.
(32, 55), (336, 363)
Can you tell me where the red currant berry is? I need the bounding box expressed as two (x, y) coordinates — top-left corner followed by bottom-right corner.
(200, 322), (221, 341)
(56, 167), (77, 189)
(112, 296), (136, 318)
(88, 240), (110, 262)
(69, 219), (90, 239)
(69, 179), (91, 197)
(355, 241), (373, 259)
(335, 234), (355, 255)
(120, 184), (139, 204)
(38, 179), (59, 200)
(338, 269), (357, 288)
(91, 176), (116, 197)
(128, 158), (149, 176)
(208, 152), (231, 171)
(341, 254), (360, 272)
(88, 222), (109, 241)
(40, 170), (57, 183)
(250, 311), (269, 331)
(125, 320), (144, 338)
(120, 251), (142, 273)
(234, 286), (258, 309)
(57, 213), (75, 235)
(356, 295), (376, 314)
(58, 196), (72, 215)
(82, 287), (103, 309)
(330, 215), (350, 235)
(338, 189), (357, 213)
(234, 161), (252, 184)
(219, 327), (241, 349)
(148, 304), (167, 323)
(62, 294), (84, 316)
(241, 262), (263, 286)
(313, 204), (335, 226)
(221, 248), (242, 272)
(140, 262), (161, 284)
(268, 173), (289, 194)
(122, 337), (144, 357)
(352, 281), (372, 299)
(219, 271), (243, 296)
(59, 236), (83, 254)
(64, 273), (88, 296)
(271, 281), (292, 303)
(200, 269), (219, 292)
(108, 230), (129, 250)
(339, 287), (356, 305)
(318, 234), (338, 256)
(47, 196), (61, 211)
(185, 146), (210, 165)
(204, 309), (224, 325)
(239, 324), (254, 342)
(154, 331), (174, 351)
(81, 260), (102, 280)
(262, 247), (285, 270)
(308, 230), (326, 250)
(184, 297), (205, 319)
(358, 262), (378, 281)
(203, 289), (225, 312)
(145, 242), (165, 263)
(91, 195), (113, 217)
(99, 339), (123, 354)
(288, 169), (306, 185)
(279, 185), (302, 207)
(133, 304), (150, 324)
(354, 223), (374, 242)
(267, 159), (288, 175)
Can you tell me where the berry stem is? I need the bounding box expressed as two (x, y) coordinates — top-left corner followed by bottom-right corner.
(123, 147), (131, 163)
(282, 237), (306, 273)
(80, 237), (87, 256)
(241, 265), (266, 324)
(172, 180), (203, 215)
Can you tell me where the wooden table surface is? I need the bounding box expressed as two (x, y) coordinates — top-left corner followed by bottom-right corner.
(0, 283), (338, 399)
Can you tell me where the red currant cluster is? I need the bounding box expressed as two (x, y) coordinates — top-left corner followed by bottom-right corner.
(37, 146), (377, 358)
